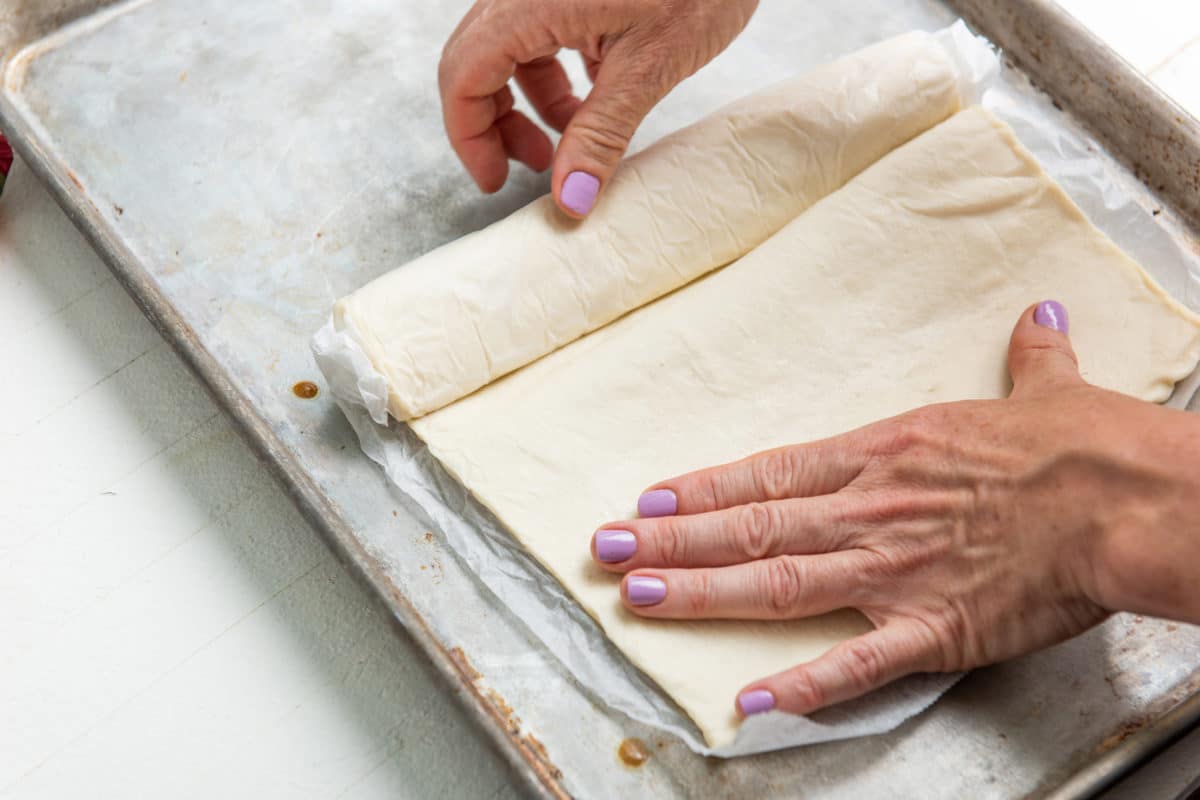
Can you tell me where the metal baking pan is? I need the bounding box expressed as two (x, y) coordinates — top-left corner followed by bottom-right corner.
(3, 0), (1199, 796)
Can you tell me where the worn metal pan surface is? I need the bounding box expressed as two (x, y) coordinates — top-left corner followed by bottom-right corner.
(3, 0), (1199, 796)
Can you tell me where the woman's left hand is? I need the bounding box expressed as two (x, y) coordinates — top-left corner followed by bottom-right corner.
(590, 301), (1200, 718)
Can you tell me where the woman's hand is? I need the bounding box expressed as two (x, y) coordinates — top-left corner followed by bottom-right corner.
(438, 0), (758, 217)
(591, 301), (1200, 718)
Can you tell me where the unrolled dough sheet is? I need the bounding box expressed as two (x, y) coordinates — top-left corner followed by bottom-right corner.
(400, 107), (1200, 747)
(334, 31), (962, 420)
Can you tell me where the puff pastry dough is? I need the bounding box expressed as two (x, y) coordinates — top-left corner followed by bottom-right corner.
(335, 32), (963, 419)
(335, 37), (1200, 747)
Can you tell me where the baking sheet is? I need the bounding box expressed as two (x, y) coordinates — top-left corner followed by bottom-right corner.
(313, 21), (1200, 758)
(5, 0), (1200, 795)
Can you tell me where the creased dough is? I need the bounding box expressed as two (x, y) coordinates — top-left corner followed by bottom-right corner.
(335, 31), (962, 420)
(399, 108), (1200, 747)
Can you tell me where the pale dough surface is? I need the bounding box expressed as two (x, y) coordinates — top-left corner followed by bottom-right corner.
(335, 32), (962, 419)
(404, 108), (1200, 747)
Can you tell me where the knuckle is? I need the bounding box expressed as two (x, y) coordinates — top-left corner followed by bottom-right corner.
(901, 405), (942, 439)
(543, 93), (577, 119)
(654, 521), (690, 566)
(787, 670), (825, 711)
(920, 611), (969, 670)
(571, 111), (634, 162)
(624, 58), (673, 97)
(735, 502), (779, 560)
(686, 570), (715, 616)
(437, 36), (470, 92)
(494, 87), (514, 116)
(875, 404), (958, 459)
(753, 449), (799, 499)
(861, 542), (925, 584)
(696, 473), (724, 511)
(841, 639), (889, 690)
(1021, 342), (1078, 369)
(605, 73), (659, 118)
(860, 490), (949, 526)
(885, 414), (933, 453)
(762, 557), (805, 615)
(856, 489), (907, 525)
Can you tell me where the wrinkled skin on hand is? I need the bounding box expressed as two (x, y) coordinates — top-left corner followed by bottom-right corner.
(439, 0), (758, 216)
(592, 304), (1200, 717)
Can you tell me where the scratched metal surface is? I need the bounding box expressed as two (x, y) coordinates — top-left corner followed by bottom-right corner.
(948, 0), (1200, 239)
(3, 0), (1200, 796)
(0, 0), (121, 60)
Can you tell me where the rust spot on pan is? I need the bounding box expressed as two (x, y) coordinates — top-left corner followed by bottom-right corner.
(444, 644), (569, 798)
(524, 733), (562, 780)
(448, 646), (481, 682)
(376, 575), (570, 795)
(618, 737), (651, 767)
(66, 169), (82, 190)
(1095, 716), (1150, 753)
(292, 380), (319, 399)
(486, 688), (520, 733)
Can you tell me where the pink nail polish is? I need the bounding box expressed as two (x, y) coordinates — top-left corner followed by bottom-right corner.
(626, 576), (667, 606)
(560, 171), (599, 216)
(595, 530), (637, 563)
(637, 489), (677, 518)
(1034, 300), (1069, 333)
(737, 689), (776, 716)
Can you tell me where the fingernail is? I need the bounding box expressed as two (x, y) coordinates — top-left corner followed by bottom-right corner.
(595, 530), (637, 563)
(626, 576), (667, 606)
(737, 689), (776, 717)
(637, 489), (677, 518)
(560, 171), (600, 216)
(1034, 300), (1069, 333)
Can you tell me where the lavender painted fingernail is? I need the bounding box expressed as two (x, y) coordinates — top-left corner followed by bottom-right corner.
(595, 530), (637, 563)
(626, 576), (667, 606)
(1034, 300), (1069, 333)
(560, 171), (600, 216)
(637, 489), (677, 518)
(737, 689), (776, 717)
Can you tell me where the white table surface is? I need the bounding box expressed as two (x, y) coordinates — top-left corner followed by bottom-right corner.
(3, 3), (1200, 798)
(0, 161), (520, 798)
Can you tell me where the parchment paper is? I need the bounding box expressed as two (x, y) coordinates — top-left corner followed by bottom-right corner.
(312, 21), (1200, 757)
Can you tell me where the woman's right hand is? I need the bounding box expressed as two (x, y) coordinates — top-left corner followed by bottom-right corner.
(590, 303), (1200, 718)
(438, 0), (759, 218)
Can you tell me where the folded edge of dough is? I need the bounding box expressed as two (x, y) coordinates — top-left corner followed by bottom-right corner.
(334, 30), (964, 420)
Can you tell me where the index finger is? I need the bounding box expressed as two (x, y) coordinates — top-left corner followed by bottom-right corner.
(641, 432), (872, 517)
(438, 11), (558, 191)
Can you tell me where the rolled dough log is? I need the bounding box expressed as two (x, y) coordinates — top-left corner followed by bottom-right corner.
(401, 107), (1200, 747)
(335, 31), (962, 419)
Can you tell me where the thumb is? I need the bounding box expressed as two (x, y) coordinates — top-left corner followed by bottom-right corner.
(552, 40), (674, 218)
(1008, 300), (1084, 398)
